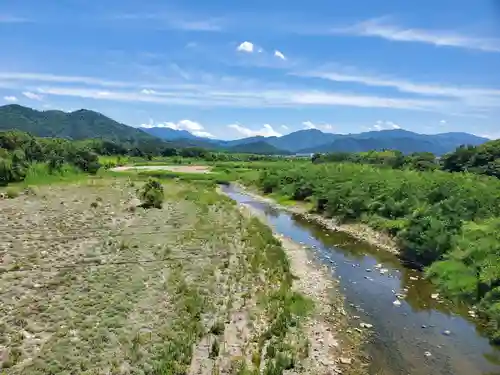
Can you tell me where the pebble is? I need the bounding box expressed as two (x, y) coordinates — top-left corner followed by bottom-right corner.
(360, 322), (373, 329)
(424, 351), (432, 358)
(443, 330), (451, 336)
(393, 300), (402, 307)
(431, 293), (440, 300)
(339, 357), (352, 365)
(421, 325), (427, 329)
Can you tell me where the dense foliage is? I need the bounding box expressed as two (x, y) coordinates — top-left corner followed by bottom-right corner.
(441, 140), (500, 178)
(313, 150), (438, 171)
(253, 162), (500, 342)
(0, 130), (101, 185)
(138, 178), (164, 208)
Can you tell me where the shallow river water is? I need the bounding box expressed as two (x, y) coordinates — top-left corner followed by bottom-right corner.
(222, 184), (500, 375)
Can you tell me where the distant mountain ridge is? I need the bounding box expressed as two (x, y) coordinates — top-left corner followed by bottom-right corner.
(146, 125), (488, 155)
(0, 105), (488, 155)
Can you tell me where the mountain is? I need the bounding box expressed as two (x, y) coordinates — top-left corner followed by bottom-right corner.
(141, 127), (201, 141)
(266, 129), (339, 152)
(1, 105), (488, 155)
(298, 130), (488, 155)
(0, 104), (155, 143)
(227, 141), (289, 155)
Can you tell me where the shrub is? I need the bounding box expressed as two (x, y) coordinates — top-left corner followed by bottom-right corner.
(6, 188), (19, 199)
(138, 178), (164, 208)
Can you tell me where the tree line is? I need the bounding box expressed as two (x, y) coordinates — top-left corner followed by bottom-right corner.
(0, 130), (279, 186)
(312, 139), (500, 179)
(254, 162), (500, 343)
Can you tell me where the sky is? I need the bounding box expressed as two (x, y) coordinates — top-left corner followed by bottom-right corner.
(1, 0), (500, 140)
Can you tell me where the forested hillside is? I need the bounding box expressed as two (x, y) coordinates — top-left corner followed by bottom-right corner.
(0, 104), (156, 143)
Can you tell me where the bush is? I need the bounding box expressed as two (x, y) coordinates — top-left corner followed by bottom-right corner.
(138, 178), (164, 208)
(6, 188), (19, 199)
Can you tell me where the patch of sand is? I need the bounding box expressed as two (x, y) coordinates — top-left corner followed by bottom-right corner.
(111, 165), (211, 173)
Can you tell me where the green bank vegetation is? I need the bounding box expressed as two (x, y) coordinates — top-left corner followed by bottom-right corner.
(251, 161), (500, 343)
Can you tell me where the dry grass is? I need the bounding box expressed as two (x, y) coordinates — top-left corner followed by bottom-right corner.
(0, 178), (320, 375)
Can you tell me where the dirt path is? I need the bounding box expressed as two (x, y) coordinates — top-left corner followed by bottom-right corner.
(111, 165), (211, 173)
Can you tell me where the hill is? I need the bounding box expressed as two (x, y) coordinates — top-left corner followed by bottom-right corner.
(141, 127), (201, 141)
(227, 140), (289, 155)
(0, 104), (157, 143)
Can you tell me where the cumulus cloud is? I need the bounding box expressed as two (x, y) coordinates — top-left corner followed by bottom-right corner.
(372, 120), (401, 131)
(22, 91), (43, 100)
(141, 119), (215, 138)
(3, 96), (18, 102)
(281, 125), (289, 130)
(228, 123), (282, 137)
(303, 121), (333, 131)
(274, 50), (286, 60)
(141, 88), (156, 95)
(237, 41), (254, 53)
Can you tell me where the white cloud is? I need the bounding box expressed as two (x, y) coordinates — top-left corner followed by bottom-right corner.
(192, 130), (215, 138)
(112, 13), (222, 31)
(141, 89), (156, 94)
(274, 50), (286, 60)
(3, 96), (18, 102)
(34, 85), (451, 112)
(440, 119), (447, 124)
(303, 121), (334, 131)
(331, 18), (500, 52)
(237, 41), (254, 53)
(228, 123), (282, 137)
(372, 120), (401, 131)
(164, 119), (204, 131)
(281, 125), (289, 130)
(22, 91), (43, 100)
(141, 119), (214, 138)
(298, 70), (500, 105)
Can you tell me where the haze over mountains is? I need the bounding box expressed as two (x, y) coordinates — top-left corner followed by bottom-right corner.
(0, 105), (489, 155)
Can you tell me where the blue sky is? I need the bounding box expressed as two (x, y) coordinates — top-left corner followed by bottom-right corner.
(1, 0), (500, 139)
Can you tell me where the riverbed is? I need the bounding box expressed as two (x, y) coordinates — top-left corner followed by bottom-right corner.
(221, 184), (500, 375)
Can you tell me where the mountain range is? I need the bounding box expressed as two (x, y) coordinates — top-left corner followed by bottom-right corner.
(0, 105), (489, 155)
(144, 127), (488, 155)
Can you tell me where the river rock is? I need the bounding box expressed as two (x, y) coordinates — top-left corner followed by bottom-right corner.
(443, 330), (451, 336)
(339, 357), (352, 365)
(431, 293), (440, 300)
(393, 300), (402, 307)
(360, 322), (373, 329)
(424, 351), (432, 357)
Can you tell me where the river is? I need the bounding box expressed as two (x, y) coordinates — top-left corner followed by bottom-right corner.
(221, 184), (500, 375)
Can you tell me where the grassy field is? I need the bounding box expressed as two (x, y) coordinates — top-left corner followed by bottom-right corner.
(0, 173), (361, 375)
